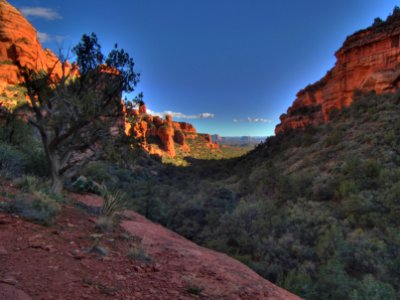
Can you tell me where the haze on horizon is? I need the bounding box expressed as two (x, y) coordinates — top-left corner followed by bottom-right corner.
(10, 0), (400, 136)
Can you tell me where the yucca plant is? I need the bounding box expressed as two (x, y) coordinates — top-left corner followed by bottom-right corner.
(100, 185), (128, 217)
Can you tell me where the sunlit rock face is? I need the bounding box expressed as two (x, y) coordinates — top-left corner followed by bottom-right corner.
(0, 0), (77, 108)
(125, 103), (219, 157)
(276, 13), (400, 134)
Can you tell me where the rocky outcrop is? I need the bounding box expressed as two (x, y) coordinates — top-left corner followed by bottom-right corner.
(276, 9), (400, 134)
(0, 0), (77, 109)
(174, 130), (190, 152)
(125, 102), (217, 157)
(202, 133), (219, 149)
(157, 124), (176, 156)
(125, 105), (177, 157)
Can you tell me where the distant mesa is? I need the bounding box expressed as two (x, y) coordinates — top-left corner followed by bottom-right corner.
(211, 135), (266, 146)
(276, 9), (400, 134)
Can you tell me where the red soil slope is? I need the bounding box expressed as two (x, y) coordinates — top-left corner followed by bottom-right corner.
(0, 187), (300, 299)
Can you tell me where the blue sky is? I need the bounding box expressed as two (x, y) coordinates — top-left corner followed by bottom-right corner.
(10, 0), (400, 136)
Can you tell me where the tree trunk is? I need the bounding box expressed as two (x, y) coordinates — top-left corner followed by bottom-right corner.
(50, 171), (63, 195)
(48, 151), (63, 195)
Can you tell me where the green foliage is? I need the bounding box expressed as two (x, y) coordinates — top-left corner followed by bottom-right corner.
(0, 117), (48, 177)
(100, 186), (127, 218)
(1, 190), (61, 225)
(116, 89), (400, 299)
(13, 175), (41, 193)
(19, 32), (140, 193)
(316, 259), (354, 299)
(281, 268), (316, 299)
(0, 60), (13, 65)
(72, 33), (104, 75)
(350, 275), (396, 300)
(373, 17), (384, 26)
(0, 143), (28, 178)
(70, 175), (102, 194)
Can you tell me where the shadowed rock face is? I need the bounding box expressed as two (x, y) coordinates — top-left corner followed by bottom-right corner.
(276, 13), (400, 134)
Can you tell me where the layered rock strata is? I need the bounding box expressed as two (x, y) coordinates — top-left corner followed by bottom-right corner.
(276, 11), (400, 133)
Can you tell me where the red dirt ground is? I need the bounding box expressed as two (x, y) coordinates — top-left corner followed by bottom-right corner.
(0, 183), (301, 300)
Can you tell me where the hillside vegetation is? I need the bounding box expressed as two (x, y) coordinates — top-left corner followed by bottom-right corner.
(79, 90), (400, 299)
(3, 83), (400, 299)
(2, 1), (400, 297)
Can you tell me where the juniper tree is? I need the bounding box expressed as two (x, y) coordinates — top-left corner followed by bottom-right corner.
(19, 33), (139, 194)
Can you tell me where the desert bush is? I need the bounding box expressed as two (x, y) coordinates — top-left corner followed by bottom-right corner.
(80, 161), (113, 183)
(70, 176), (102, 194)
(0, 118), (48, 177)
(281, 268), (316, 299)
(1, 191), (61, 225)
(100, 186), (127, 218)
(13, 175), (41, 192)
(316, 259), (354, 299)
(95, 186), (128, 232)
(0, 143), (28, 178)
(350, 274), (396, 300)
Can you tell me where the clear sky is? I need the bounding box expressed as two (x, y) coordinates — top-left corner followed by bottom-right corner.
(9, 0), (400, 136)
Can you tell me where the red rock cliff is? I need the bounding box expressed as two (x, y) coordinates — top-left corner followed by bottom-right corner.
(0, 0), (76, 108)
(276, 10), (400, 134)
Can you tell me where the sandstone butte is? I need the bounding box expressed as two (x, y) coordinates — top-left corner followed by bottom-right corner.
(125, 103), (219, 157)
(275, 11), (400, 134)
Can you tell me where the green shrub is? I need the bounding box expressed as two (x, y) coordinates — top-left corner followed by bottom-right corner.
(0, 60), (13, 65)
(13, 176), (41, 193)
(350, 274), (396, 300)
(281, 268), (317, 299)
(1, 191), (61, 225)
(70, 176), (102, 194)
(0, 143), (28, 178)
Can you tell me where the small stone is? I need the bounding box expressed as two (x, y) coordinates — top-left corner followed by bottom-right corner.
(29, 241), (43, 249)
(74, 253), (84, 260)
(70, 249), (85, 260)
(90, 245), (108, 257)
(116, 275), (126, 281)
(1, 277), (17, 285)
(0, 217), (10, 225)
(0, 246), (8, 255)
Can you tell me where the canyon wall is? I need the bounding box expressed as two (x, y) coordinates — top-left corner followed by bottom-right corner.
(0, 0), (77, 109)
(276, 11), (400, 134)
